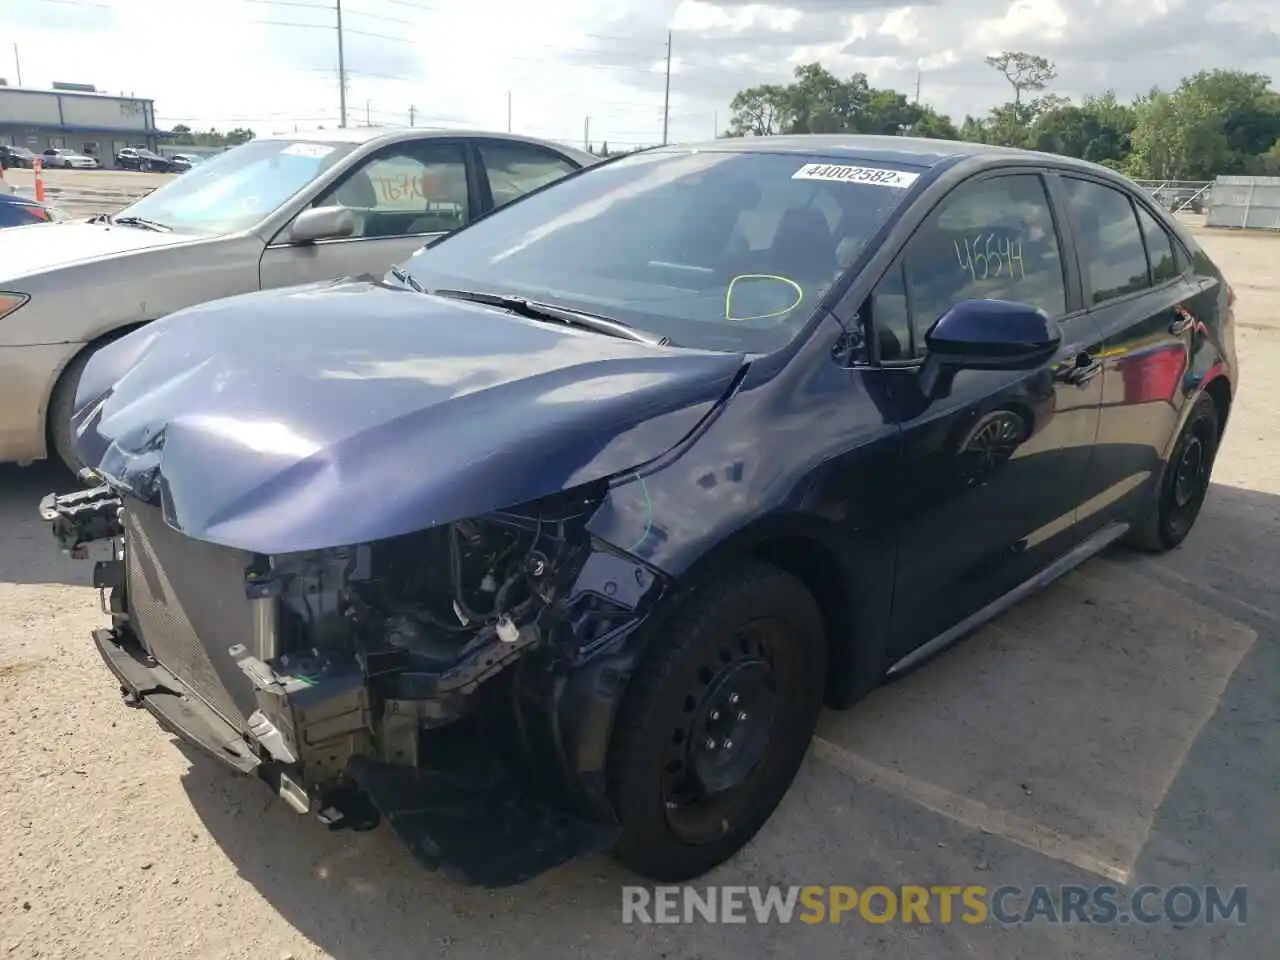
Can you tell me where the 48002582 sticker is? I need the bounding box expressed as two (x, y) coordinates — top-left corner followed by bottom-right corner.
(791, 163), (920, 188)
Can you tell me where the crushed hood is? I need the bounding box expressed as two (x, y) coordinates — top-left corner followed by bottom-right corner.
(0, 219), (207, 282)
(74, 279), (746, 554)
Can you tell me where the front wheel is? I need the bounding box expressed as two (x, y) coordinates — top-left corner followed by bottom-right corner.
(1125, 393), (1221, 552)
(47, 345), (99, 476)
(607, 559), (827, 882)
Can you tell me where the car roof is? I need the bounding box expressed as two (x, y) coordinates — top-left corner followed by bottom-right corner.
(0, 193), (45, 208)
(261, 126), (597, 164)
(646, 134), (1118, 176)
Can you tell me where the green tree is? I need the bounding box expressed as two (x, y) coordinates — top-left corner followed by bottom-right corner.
(726, 83), (791, 136)
(722, 57), (1280, 177)
(1126, 90), (1223, 179)
(1030, 93), (1136, 164)
(985, 51), (1057, 114)
(1177, 70), (1280, 171)
(786, 63), (868, 132)
(166, 125), (256, 148)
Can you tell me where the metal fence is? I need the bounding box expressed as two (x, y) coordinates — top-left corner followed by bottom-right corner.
(1204, 175), (1280, 231)
(1132, 180), (1214, 214)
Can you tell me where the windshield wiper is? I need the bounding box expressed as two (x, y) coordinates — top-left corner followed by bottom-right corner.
(110, 215), (171, 232)
(389, 264), (425, 293)
(430, 287), (670, 346)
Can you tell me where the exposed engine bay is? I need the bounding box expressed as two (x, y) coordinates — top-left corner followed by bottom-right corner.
(41, 478), (665, 886)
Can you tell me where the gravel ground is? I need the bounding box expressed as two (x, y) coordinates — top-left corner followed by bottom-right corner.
(0, 221), (1277, 960)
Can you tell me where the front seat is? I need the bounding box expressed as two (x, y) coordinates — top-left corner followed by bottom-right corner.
(769, 207), (839, 283)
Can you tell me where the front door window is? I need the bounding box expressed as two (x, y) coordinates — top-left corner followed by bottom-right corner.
(312, 142), (470, 239)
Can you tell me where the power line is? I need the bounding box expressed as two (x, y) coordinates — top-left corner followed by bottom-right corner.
(246, 0), (417, 22)
(251, 18), (412, 42)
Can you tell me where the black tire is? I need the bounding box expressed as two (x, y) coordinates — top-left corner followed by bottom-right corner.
(607, 559), (827, 881)
(47, 345), (99, 476)
(1124, 393), (1220, 552)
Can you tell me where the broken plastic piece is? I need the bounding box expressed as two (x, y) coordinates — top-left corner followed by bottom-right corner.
(496, 615), (519, 644)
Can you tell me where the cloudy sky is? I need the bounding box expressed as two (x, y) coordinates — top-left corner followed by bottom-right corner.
(1, 0), (1278, 149)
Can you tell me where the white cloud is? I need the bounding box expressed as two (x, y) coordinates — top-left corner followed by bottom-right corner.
(1, 0), (1278, 146)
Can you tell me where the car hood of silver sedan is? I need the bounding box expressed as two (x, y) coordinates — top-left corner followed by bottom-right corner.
(0, 219), (210, 283)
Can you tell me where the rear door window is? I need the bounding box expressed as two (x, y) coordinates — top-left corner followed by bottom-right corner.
(476, 141), (580, 210)
(1135, 203), (1179, 283)
(1062, 177), (1152, 304)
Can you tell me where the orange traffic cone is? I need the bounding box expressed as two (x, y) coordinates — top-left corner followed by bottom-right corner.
(33, 158), (45, 202)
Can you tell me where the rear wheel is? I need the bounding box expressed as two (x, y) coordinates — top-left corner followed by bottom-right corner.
(607, 559), (827, 881)
(1125, 393), (1220, 552)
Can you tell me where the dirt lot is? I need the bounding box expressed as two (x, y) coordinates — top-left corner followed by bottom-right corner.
(3, 167), (172, 216)
(2, 166), (173, 194)
(1, 222), (1277, 959)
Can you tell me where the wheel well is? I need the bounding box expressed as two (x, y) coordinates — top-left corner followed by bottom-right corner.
(1204, 375), (1232, 434)
(45, 321), (149, 446)
(743, 535), (861, 708)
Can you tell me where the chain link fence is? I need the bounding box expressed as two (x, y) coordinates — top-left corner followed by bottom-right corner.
(1131, 180), (1214, 214)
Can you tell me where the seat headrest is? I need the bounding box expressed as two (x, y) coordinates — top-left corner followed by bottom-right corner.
(771, 207), (837, 280)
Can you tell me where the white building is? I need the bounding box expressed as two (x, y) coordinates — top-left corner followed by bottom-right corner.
(0, 82), (161, 168)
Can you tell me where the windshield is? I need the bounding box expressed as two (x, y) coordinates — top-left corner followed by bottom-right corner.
(397, 149), (919, 352)
(115, 138), (356, 234)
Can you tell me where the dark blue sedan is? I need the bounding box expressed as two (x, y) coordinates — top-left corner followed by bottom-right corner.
(0, 191), (64, 228)
(42, 135), (1237, 887)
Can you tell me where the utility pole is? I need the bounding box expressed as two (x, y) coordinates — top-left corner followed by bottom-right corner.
(365, 99), (371, 126)
(12, 43), (21, 86)
(661, 30), (672, 145)
(583, 115), (590, 152)
(408, 105), (415, 126)
(507, 91), (512, 132)
(914, 70), (921, 104)
(336, 0), (348, 127)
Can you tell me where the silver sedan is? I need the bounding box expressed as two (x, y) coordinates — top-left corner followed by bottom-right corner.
(0, 127), (596, 470)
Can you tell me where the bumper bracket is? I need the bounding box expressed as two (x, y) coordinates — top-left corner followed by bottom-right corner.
(92, 627), (261, 774)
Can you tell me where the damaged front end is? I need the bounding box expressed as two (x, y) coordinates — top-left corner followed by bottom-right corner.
(40, 477), (668, 887)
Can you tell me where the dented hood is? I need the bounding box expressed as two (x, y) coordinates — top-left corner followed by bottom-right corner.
(73, 279), (746, 554)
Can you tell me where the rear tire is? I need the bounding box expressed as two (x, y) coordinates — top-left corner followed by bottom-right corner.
(1124, 393), (1220, 553)
(607, 559), (827, 882)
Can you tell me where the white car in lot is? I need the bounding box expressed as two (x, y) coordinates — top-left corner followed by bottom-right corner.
(41, 147), (99, 169)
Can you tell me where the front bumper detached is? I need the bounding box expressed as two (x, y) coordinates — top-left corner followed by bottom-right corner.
(44, 485), (622, 888)
(94, 623), (618, 886)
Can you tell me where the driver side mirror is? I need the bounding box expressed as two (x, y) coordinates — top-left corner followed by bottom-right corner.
(919, 299), (1062, 399)
(287, 205), (357, 244)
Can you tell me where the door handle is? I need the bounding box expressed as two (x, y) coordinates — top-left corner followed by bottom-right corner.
(1056, 353), (1103, 387)
(1169, 310), (1196, 336)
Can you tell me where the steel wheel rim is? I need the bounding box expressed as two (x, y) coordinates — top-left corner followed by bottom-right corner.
(660, 619), (786, 845)
(1164, 416), (1213, 538)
